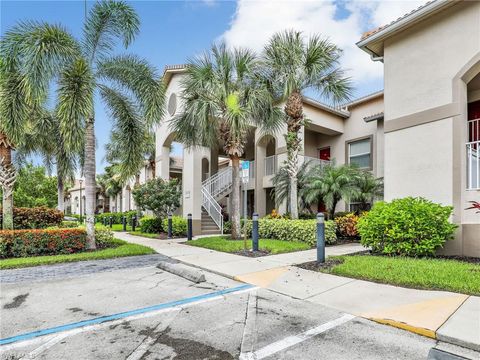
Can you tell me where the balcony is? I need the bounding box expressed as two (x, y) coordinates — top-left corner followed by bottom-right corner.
(467, 118), (480, 190)
(264, 155), (277, 176)
(303, 156), (331, 169)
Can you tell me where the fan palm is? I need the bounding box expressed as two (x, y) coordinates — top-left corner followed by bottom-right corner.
(262, 30), (352, 219)
(303, 164), (359, 219)
(1, 1), (165, 247)
(352, 171), (384, 211)
(170, 44), (282, 239)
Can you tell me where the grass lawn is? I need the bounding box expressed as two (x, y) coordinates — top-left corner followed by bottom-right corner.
(127, 231), (161, 239)
(187, 236), (311, 255)
(321, 254), (480, 296)
(0, 239), (155, 270)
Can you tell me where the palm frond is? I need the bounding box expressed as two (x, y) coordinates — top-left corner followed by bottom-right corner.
(97, 54), (165, 127)
(100, 85), (145, 181)
(83, 0), (140, 63)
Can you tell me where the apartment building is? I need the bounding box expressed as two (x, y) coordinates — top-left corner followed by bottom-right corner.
(358, 0), (480, 257)
(155, 66), (384, 236)
(155, 0), (479, 256)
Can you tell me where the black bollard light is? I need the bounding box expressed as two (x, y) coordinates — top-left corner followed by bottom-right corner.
(316, 213), (325, 264)
(132, 215), (136, 232)
(122, 216), (127, 231)
(109, 216), (113, 228)
(252, 213), (259, 252)
(167, 213), (173, 239)
(187, 213), (192, 241)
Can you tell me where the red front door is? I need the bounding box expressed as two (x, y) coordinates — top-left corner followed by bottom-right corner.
(319, 147), (331, 161)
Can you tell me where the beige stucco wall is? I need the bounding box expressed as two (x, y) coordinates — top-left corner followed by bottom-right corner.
(381, 1), (480, 256)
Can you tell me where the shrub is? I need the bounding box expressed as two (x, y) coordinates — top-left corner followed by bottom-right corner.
(162, 216), (187, 236)
(223, 220), (231, 234)
(0, 228), (87, 258)
(140, 216), (163, 234)
(335, 213), (359, 238)
(93, 225), (116, 249)
(299, 212), (317, 220)
(358, 197), (457, 257)
(0, 207), (64, 229)
(96, 211), (138, 226)
(60, 221), (79, 228)
(244, 219), (336, 246)
(133, 178), (181, 218)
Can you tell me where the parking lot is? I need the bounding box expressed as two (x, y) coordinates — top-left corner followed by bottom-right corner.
(0, 256), (470, 360)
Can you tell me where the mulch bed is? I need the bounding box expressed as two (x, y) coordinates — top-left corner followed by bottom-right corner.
(435, 255), (480, 264)
(296, 258), (344, 271)
(233, 249), (271, 257)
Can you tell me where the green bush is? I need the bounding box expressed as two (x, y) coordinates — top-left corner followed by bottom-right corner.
(358, 197), (457, 257)
(140, 216), (163, 234)
(92, 225), (116, 249)
(162, 216), (187, 236)
(244, 219), (336, 246)
(60, 221), (79, 228)
(96, 211), (139, 226)
(0, 228), (87, 258)
(0, 207), (64, 229)
(335, 213), (359, 238)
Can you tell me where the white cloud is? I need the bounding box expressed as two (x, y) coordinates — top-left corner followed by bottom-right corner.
(220, 0), (425, 93)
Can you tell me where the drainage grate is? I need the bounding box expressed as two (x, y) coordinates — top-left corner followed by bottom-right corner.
(427, 348), (471, 360)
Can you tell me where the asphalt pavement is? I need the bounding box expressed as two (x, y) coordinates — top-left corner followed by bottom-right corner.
(1, 256), (478, 360)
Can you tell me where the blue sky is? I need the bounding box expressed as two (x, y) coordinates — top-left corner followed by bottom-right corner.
(1, 0), (423, 173)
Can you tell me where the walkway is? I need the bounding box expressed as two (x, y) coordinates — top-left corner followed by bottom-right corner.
(114, 232), (480, 352)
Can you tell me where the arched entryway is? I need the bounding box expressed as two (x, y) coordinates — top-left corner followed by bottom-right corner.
(255, 134), (277, 217)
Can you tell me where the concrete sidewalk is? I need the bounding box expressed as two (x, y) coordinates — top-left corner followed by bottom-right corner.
(115, 232), (480, 352)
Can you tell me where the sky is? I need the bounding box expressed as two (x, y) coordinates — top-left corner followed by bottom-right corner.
(1, 0), (425, 173)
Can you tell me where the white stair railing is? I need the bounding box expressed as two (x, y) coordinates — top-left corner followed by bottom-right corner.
(201, 167), (233, 233)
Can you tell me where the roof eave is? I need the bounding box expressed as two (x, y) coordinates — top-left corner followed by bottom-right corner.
(302, 97), (350, 118)
(356, 0), (455, 57)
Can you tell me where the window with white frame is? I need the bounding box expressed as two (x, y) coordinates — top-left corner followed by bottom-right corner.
(348, 137), (371, 169)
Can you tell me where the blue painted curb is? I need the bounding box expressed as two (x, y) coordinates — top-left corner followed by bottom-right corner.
(0, 284), (254, 346)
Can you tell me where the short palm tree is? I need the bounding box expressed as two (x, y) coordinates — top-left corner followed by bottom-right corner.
(170, 44), (282, 239)
(352, 171), (383, 211)
(303, 163), (359, 219)
(262, 30), (352, 219)
(271, 160), (313, 214)
(1, 1), (165, 247)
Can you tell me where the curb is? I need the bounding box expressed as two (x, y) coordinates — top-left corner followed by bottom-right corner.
(367, 317), (436, 338)
(157, 261), (206, 283)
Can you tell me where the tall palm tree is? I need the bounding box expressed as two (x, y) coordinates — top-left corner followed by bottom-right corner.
(262, 30), (352, 219)
(303, 163), (359, 219)
(170, 44), (282, 239)
(271, 160), (313, 214)
(1, 1), (165, 247)
(352, 171), (384, 211)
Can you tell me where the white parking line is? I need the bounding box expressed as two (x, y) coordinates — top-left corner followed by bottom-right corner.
(239, 313), (355, 360)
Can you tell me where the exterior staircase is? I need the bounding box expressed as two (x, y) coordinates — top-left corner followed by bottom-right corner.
(201, 167), (232, 234)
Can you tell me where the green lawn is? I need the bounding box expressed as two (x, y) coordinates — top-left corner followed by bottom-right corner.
(322, 255), (480, 296)
(187, 236), (311, 255)
(0, 239), (155, 270)
(127, 231), (160, 239)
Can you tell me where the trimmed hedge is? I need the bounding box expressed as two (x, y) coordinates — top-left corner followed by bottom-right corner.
(0, 228), (87, 258)
(96, 211), (139, 226)
(244, 219), (336, 246)
(162, 216), (187, 236)
(140, 216), (163, 234)
(0, 207), (63, 229)
(358, 197), (457, 257)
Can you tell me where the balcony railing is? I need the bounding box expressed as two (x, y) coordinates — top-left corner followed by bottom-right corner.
(467, 118), (480, 190)
(264, 155), (277, 176)
(303, 156), (331, 169)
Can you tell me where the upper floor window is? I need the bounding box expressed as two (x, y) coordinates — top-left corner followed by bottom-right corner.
(347, 137), (372, 169)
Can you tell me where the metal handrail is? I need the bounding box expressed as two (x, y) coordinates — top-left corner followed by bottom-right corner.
(467, 140), (480, 190)
(201, 186), (223, 233)
(202, 167), (232, 199)
(303, 156), (331, 168)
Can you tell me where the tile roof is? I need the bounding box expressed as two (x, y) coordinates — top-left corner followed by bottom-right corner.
(363, 112), (384, 123)
(360, 1), (435, 41)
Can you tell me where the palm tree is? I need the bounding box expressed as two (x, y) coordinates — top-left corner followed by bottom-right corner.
(262, 30), (352, 219)
(170, 44), (282, 239)
(1, 1), (165, 247)
(303, 163), (359, 219)
(271, 160), (314, 214)
(352, 171), (383, 211)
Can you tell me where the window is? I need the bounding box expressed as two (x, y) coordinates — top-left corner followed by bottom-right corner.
(349, 202), (371, 213)
(347, 137), (372, 169)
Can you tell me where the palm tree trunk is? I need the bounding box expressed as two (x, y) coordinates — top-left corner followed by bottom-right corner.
(230, 156), (241, 239)
(284, 91), (303, 220)
(84, 118), (96, 249)
(57, 177), (64, 212)
(0, 133), (16, 230)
